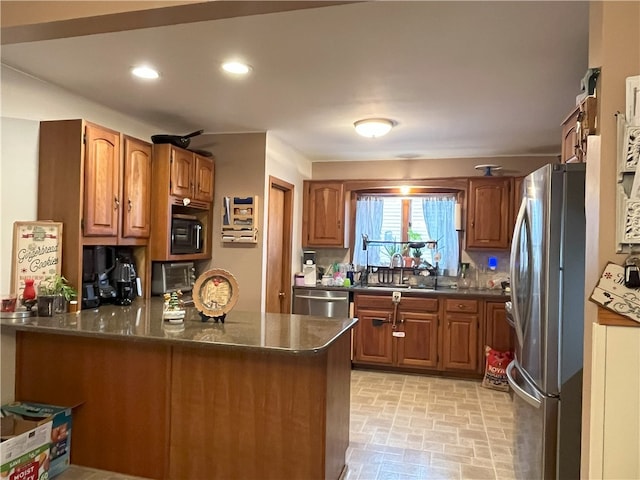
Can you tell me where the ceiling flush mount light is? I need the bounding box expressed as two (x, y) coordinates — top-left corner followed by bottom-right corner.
(131, 65), (159, 79)
(221, 61), (252, 75)
(354, 118), (395, 138)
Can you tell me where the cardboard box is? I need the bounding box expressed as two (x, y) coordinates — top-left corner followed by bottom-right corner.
(1, 402), (74, 478)
(1, 415), (52, 480)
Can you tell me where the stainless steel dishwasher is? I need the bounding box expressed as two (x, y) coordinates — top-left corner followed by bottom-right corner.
(292, 287), (350, 318)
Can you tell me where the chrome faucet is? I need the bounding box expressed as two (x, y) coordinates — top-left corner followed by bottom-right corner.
(390, 253), (403, 268)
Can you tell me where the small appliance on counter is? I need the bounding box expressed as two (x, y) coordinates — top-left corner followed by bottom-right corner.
(111, 253), (140, 306)
(82, 245), (115, 309)
(151, 261), (196, 304)
(82, 246), (141, 309)
(302, 250), (317, 286)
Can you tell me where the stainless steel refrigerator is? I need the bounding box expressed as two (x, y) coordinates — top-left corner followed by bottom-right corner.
(506, 163), (585, 479)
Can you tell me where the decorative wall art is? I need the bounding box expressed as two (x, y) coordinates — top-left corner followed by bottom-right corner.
(591, 262), (640, 324)
(616, 75), (640, 252)
(10, 221), (63, 299)
(627, 75), (640, 124)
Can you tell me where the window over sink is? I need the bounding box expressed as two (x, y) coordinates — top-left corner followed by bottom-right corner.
(353, 193), (459, 275)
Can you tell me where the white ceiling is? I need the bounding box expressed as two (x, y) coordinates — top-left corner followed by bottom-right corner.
(0, 1), (590, 162)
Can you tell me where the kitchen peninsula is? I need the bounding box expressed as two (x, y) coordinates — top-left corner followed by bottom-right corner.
(1, 301), (356, 480)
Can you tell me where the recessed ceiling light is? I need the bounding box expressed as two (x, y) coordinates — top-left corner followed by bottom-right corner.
(221, 61), (252, 75)
(131, 66), (159, 79)
(354, 118), (395, 138)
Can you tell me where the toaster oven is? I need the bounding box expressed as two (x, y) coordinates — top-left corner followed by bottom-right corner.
(151, 262), (196, 295)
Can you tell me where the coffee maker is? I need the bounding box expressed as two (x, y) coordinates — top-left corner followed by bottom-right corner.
(302, 250), (317, 286)
(111, 255), (137, 305)
(82, 246), (116, 309)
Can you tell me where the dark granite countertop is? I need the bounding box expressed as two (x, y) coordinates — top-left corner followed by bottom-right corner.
(293, 284), (510, 300)
(0, 298), (357, 354)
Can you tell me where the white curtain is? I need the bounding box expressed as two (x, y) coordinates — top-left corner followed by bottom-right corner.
(422, 196), (459, 275)
(353, 196), (384, 267)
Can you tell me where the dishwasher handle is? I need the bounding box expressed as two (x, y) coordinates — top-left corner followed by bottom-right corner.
(294, 295), (348, 302)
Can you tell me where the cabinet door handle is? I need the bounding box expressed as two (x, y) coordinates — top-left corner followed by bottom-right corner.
(114, 196), (120, 210)
(128, 199), (132, 212)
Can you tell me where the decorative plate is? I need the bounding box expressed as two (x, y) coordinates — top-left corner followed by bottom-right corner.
(192, 268), (239, 318)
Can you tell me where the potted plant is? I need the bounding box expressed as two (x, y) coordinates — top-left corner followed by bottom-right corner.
(37, 274), (77, 316)
(407, 227), (424, 267)
(412, 246), (423, 267)
(383, 241), (401, 264)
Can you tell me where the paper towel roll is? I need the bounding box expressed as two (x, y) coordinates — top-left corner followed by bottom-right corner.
(454, 203), (462, 230)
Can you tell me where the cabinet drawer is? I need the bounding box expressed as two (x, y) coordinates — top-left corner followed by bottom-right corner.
(355, 294), (393, 310)
(399, 297), (438, 313)
(445, 299), (478, 313)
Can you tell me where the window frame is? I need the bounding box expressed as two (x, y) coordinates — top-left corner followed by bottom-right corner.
(349, 186), (465, 270)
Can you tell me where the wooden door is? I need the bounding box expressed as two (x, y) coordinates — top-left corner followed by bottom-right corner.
(396, 311), (438, 369)
(193, 155), (214, 203)
(83, 123), (120, 237)
(442, 313), (479, 372)
(485, 302), (514, 353)
(466, 177), (512, 249)
(265, 177), (293, 314)
(353, 308), (393, 365)
(170, 147), (193, 198)
(122, 136), (152, 239)
(303, 181), (344, 246)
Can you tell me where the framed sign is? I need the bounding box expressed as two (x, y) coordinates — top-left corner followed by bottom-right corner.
(11, 221), (63, 298)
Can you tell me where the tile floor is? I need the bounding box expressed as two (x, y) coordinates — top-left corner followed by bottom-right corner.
(58, 370), (516, 480)
(345, 370), (516, 480)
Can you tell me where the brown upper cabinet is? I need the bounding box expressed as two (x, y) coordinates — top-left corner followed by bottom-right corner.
(122, 136), (152, 239)
(560, 96), (597, 163)
(163, 144), (214, 203)
(83, 123), (121, 237)
(37, 119), (153, 294)
(149, 144), (214, 261)
(466, 177), (513, 250)
(302, 181), (345, 247)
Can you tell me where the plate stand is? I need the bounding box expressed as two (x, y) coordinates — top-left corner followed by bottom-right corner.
(200, 312), (226, 323)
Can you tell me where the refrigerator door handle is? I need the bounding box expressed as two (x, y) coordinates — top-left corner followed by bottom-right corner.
(505, 301), (516, 328)
(506, 361), (543, 409)
(510, 199), (527, 347)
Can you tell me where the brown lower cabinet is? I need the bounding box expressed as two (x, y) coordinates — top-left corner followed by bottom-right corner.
(442, 298), (479, 372)
(353, 293), (511, 376)
(485, 301), (515, 353)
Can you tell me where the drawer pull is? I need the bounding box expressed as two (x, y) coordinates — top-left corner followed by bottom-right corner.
(458, 304), (465, 309)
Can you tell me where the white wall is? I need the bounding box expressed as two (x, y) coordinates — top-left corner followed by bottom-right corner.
(263, 133), (312, 310)
(589, 324), (640, 479)
(0, 65), (169, 403)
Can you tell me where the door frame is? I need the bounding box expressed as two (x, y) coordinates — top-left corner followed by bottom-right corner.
(265, 176), (294, 313)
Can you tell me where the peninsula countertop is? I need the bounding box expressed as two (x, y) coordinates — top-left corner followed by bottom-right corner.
(1, 298), (357, 354)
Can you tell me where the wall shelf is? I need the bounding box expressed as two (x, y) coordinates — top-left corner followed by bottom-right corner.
(222, 196), (258, 244)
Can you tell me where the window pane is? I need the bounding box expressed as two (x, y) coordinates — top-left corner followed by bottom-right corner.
(353, 193), (459, 274)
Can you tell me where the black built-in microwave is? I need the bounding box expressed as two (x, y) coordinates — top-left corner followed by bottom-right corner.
(171, 215), (203, 254)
